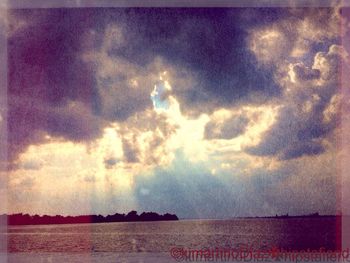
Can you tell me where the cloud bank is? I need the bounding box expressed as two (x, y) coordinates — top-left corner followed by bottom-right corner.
(2, 6), (348, 217)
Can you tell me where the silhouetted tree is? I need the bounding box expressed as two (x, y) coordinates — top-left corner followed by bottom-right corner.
(6, 210), (178, 225)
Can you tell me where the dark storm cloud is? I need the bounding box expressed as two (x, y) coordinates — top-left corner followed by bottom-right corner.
(281, 141), (325, 160)
(8, 7), (342, 163)
(8, 96), (103, 162)
(118, 8), (283, 114)
(246, 45), (347, 160)
(7, 9), (103, 162)
(292, 64), (321, 81)
(7, 8), (284, 163)
(204, 114), (249, 140)
(245, 95), (335, 160)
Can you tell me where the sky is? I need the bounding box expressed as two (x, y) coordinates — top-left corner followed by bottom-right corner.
(1, 6), (350, 218)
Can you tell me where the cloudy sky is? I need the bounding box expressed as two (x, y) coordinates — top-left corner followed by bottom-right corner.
(1, 6), (350, 218)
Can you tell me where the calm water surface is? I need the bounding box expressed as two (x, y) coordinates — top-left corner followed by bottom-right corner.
(0, 218), (340, 262)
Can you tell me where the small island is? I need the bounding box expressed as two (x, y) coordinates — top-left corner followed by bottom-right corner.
(1, 211), (179, 226)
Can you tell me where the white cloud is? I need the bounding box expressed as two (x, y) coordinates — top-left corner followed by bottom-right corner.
(248, 27), (290, 64)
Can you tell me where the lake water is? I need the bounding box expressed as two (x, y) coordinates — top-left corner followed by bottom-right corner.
(0, 217), (341, 262)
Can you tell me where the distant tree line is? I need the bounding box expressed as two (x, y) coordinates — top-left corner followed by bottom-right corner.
(1, 211), (179, 225)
